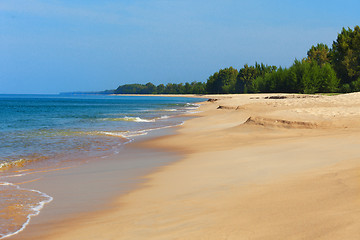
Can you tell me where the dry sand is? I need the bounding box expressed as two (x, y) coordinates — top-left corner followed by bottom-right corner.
(14, 93), (360, 239)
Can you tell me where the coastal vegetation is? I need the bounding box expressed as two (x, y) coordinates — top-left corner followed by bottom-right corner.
(113, 26), (360, 95)
(114, 82), (206, 94)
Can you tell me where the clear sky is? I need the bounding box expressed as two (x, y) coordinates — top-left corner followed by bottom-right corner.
(1, 0), (359, 94)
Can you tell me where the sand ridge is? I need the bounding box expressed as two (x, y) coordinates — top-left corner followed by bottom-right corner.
(13, 93), (360, 240)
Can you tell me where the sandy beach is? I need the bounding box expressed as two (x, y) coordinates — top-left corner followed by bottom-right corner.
(11, 93), (360, 240)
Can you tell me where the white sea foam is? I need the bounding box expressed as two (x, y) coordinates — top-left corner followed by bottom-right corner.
(183, 102), (202, 114)
(97, 121), (185, 144)
(0, 182), (53, 239)
(158, 115), (170, 120)
(185, 103), (200, 107)
(158, 108), (178, 112)
(97, 130), (148, 140)
(1, 173), (27, 178)
(0, 159), (26, 171)
(0, 182), (12, 186)
(127, 117), (155, 122)
(97, 131), (127, 137)
(123, 131), (149, 138)
(102, 117), (155, 122)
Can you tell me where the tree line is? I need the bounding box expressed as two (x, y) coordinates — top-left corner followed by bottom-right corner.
(114, 26), (360, 95)
(114, 81), (206, 94)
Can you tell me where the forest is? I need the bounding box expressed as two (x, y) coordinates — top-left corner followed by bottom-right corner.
(114, 26), (360, 95)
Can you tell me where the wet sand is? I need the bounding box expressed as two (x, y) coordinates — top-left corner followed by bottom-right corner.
(7, 128), (181, 240)
(10, 93), (360, 239)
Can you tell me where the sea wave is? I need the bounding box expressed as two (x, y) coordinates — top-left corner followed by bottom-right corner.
(101, 117), (156, 122)
(97, 122), (184, 141)
(0, 182), (53, 239)
(0, 159), (27, 171)
(158, 115), (170, 120)
(97, 130), (148, 139)
(101, 115), (171, 122)
(0, 156), (49, 172)
(185, 103), (200, 107)
(183, 102), (201, 114)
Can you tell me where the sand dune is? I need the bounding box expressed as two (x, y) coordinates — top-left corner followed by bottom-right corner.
(243, 116), (319, 129)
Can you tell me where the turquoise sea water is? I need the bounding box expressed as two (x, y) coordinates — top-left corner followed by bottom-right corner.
(0, 94), (202, 170)
(0, 94), (203, 239)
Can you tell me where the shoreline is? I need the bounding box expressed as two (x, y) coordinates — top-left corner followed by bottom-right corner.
(1, 95), (202, 240)
(8, 93), (360, 239)
(7, 126), (186, 240)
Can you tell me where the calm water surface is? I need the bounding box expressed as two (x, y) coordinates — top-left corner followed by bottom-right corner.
(0, 94), (202, 169)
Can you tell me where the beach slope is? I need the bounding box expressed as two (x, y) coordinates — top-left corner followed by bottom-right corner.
(18, 93), (360, 240)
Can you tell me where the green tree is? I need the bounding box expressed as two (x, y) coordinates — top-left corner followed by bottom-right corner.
(206, 72), (219, 93)
(206, 67), (238, 94)
(307, 43), (330, 66)
(164, 83), (177, 94)
(115, 84), (145, 94)
(236, 64), (257, 93)
(236, 63), (277, 93)
(176, 83), (185, 94)
(330, 26), (360, 88)
(156, 84), (165, 94)
(184, 82), (192, 93)
(191, 81), (206, 94)
(253, 60), (339, 94)
(142, 82), (156, 94)
(218, 67), (238, 93)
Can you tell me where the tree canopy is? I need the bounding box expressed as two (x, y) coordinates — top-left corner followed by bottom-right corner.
(206, 67), (238, 94)
(307, 43), (330, 66)
(114, 81), (206, 94)
(330, 26), (360, 91)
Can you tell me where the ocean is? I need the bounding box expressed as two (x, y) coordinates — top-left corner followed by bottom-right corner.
(0, 94), (203, 239)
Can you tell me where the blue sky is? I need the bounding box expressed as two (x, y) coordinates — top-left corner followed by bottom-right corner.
(1, 0), (359, 94)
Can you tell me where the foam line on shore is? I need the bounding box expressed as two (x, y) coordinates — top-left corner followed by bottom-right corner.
(0, 182), (53, 240)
